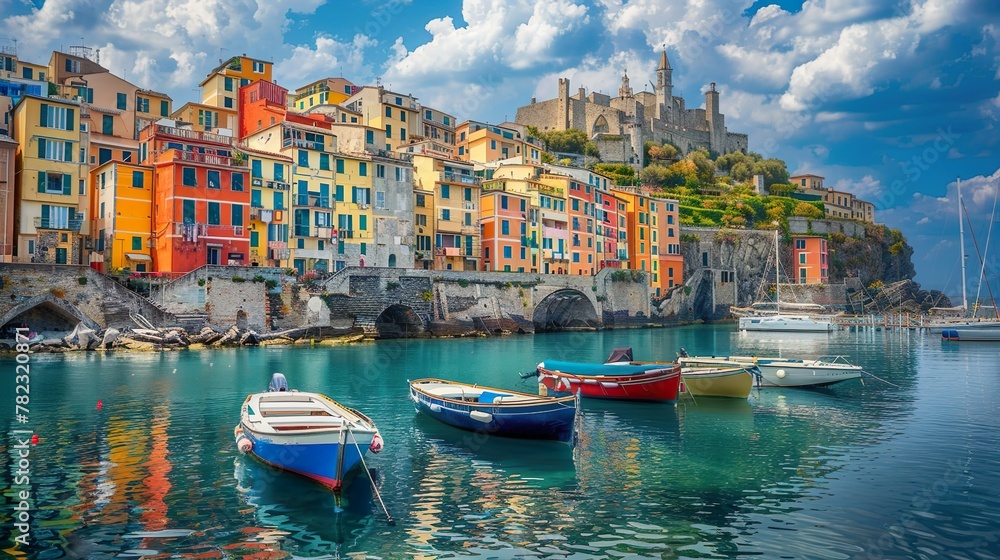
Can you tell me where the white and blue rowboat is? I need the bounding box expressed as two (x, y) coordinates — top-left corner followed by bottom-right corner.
(235, 373), (384, 491)
(409, 379), (579, 443)
(678, 356), (863, 388)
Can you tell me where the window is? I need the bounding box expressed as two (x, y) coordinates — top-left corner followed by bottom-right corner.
(335, 185), (344, 202)
(358, 162), (367, 177)
(385, 124), (392, 139)
(132, 171), (144, 188)
(132, 236), (142, 250)
(224, 77), (234, 92)
(98, 148), (111, 165)
(251, 159), (262, 178)
(376, 164), (385, 178)
(232, 204), (243, 227)
(207, 170), (221, 189)
(401, 128), (406, 141)
(298, 150), (308, 167)
(443, 116), (450, 126)
(251, 190), (262, 208)
(365, 130), (374, 145)
(137, 96), (149, 113)
(274, 192), (284, 210)
(39, 103), (74, 131)
(65, 58), (81, 73)
(799, 268), (807, 283)
(503, 246), (512, 259)
(37, 139), (72, 162)
(160, 100), (169, 116)
(320, 153), (330, 171)
(182, 200), (196, 223)
(799, 253), (807, 264)
(360, 215), (367, 231)
(795, 239), (806, 249)
(117, 93), (127, 110)
(336, 159), (345, 173)
(224, 97), (234, 109)
(501, 220), (509, 235)
(37, 171), (71, 195)
(425, 109), (432, 120)
(182, 167), (197, 186)
(208, 202), (221, 225)
(232, 173), (244, 191)
(441, 185), (450, 199)
(385, 106), (392, 118)
(416, 194), (425, 207)
(395, 96), (402, 105)
(376, 191), (386, 209)
(252, 60), (265, 73)
(441, 209), (451, 221)
(274, 163), (284, 182)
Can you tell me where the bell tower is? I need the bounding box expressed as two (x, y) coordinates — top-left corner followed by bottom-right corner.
(618, 68), (633, 98)
(656, 47), (672, 123)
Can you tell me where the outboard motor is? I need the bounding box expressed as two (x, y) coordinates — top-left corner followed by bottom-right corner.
(676, 348), (689, 359)
(268, 373), (288, 392)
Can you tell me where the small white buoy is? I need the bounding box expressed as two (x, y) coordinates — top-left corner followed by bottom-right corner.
(172, 368), (177, 374)
(776, 369), (786, 379)
(210, 363), (213, 367)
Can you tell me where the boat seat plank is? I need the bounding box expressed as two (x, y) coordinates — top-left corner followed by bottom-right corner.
(258, 401), (325, 412)
(263, 415), (344, 425)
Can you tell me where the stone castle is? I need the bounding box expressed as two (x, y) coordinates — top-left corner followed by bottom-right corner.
(515, 50), (749, 170)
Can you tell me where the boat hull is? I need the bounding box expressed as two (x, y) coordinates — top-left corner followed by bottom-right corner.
(538, 366), (681, 402)
(739, 315), (833, 332)
(942, 327), (1000, 341)
(239, 423), (373, 490)
(754, 362), (862, 387)
(409, 380), (577, 442)
(681, 368), (754, 398)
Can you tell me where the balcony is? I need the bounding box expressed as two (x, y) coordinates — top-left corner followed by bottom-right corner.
(440, 171), (481, 185)
(434, 247), (462, 257)
(541, 209), (567, 222)
(542, 249), (568, 261)
(282, 138), (324, 151)
(293, 194), (331, 208)
(34, 214), (83, 232)
(543, 225), (568, 239)
(436, 219), (463, 234)
(159, 149), (247, 168)
(154, 124), (233, 146)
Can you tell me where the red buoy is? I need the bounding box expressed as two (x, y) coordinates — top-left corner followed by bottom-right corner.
(97, 400), (103, 411)
(31, 434), (38, 445)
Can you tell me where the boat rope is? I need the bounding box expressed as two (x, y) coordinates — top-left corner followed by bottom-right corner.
(347, 427), (394, 525)
(860, 370), (902, 389)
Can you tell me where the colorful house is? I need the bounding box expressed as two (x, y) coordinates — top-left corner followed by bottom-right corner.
(89, 160), (153, 272)
(344, 87), (421, 150)
(420, 106), (456, 148)
(170, 102), (235, 135)
(481, 184), (531, 272)
(290, 78), (359, 111)
(141, 120), (249, 273)
(135, 89), (172, 136)
(792, 235), (829, 284)
(199, 54), (272, 114)
(244, 146), (292, 267)
(655, 198), (683, 292)
(0, 133), (16, 262)
(1, 50), (48, 136)
(612, 187), (653, 276)
(455, 120), (543, 164)
(411, 153), (481, 270)
(12, 94), (84, 263)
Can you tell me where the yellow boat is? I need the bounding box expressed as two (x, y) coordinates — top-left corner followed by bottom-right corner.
(680, 365), (756, 398)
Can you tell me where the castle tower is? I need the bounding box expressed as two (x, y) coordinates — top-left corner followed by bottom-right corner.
(705, 82), (725, 154)
(618, 69), (633, 98)
(558, 77), (570, 130)
(655, 48), (672, 123)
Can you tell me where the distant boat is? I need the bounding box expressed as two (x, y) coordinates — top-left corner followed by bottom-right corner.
(941, 327), (1000, 342)
(678, 355), (863, 388)
(535, 360), (682, 402)
(408, 379), (579, 443)
(236, 373), (384, 491)
(606, 347), (757, 399)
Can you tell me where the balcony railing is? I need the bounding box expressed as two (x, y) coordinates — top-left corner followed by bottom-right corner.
(294, 194), (331, 208)
(158, 149), (247, 168)
(434, 247), (462, 257)
(154, 124), (233, 146)
(34, 215), (83, 232)
(282, 138), (325, 151)
(440, 171), (481, 185)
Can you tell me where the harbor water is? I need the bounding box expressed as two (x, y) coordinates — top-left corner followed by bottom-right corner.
(1, 325), (999, 559)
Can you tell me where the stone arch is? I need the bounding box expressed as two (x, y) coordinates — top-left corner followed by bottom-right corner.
(374, 304), (425, 339)
(0, 293), (101, 333)
(592, 114), (609, 135)
(532, 289), (599, 332)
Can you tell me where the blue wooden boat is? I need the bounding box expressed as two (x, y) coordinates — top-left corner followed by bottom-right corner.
(236, 373), (384, 492)
(409, 378), (579, 443)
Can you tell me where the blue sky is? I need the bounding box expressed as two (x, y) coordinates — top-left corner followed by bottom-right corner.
(4, 0), (1000, 301)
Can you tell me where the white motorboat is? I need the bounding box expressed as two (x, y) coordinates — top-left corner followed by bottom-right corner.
(738, 314), (834, 332)
(678, 355), (863, 388)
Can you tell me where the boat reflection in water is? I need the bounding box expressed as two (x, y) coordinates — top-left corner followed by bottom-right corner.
(232, 454), (379, 556)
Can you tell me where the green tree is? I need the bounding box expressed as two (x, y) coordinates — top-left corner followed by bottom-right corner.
(688, 149), (716, 186)
(584, 141), (601, 159)
(754, 158), (790, 187)
(593, 163), (637, 186)
(639, 164), (671, 187)
(768, 183), (796, 197)
(792, 202), (825, 219)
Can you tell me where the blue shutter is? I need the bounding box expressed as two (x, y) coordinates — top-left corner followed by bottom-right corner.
(37, 172), (46, 193)
(63, 174), (72, 195)
(39, 103), (48, 127)
(66, 108), (74, 131)
(64, 142), (72, 162)
(37, 138), (45, 159)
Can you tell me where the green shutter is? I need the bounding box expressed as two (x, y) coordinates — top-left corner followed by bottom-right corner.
(37, 138), (45, 159)
(37, 172), (46, 193)
(41, 204), (49, 223)
(63, 174), (72, 195)
(360, 215), (367, 231)
(67, 108), (74, 131)
(64, 142), (72, 162)
(39, 103), (48, 127)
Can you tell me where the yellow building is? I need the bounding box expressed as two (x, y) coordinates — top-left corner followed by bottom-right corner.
(199, 54), (272, 112)
(244, 121), (339, 274)
(411, 153), (481, 270)
(12, 94), (84, 263)
(333, 151), (376, 270)
(1, 50), (49, 136)
(90, 161), (153, 272)
(171, 102), (236, 135)
(344, 87), (421, 150)
(244, 146), (293, 267)
(291, 78), (359, 111)
(135, 89), (172, 136)
(420, 106), (456, 147)
(456, 120), (543, 165)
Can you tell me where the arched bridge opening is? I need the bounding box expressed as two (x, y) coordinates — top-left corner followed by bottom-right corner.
(374, 304), (426, 339)
(533, 289), (599, 332)
(1, 295), (99, 343)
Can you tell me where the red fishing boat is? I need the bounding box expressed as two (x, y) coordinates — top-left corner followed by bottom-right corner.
(536, 364), (682, 402)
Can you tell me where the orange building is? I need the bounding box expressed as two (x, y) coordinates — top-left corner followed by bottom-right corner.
(792, 235), (829, 284)
(613, 188), (653, 275)
(655, 197), (683, 292)
(563, 176), (598, 275)
(141, 121), (250, 272)
(481, 186), (531, 272)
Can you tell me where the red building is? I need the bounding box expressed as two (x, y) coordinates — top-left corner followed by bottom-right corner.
(598, 190), (622, 270)
(567, 178), (596, 275)
(141, 121), (250, 273)
(238, 80), (332, 141)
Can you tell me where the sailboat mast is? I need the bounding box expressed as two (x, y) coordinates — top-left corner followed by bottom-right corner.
(958, 178), (968, 314)
(775, 229), (780, 315)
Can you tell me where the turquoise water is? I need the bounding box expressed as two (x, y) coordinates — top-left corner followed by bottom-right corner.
(1, 325), (999, 559)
